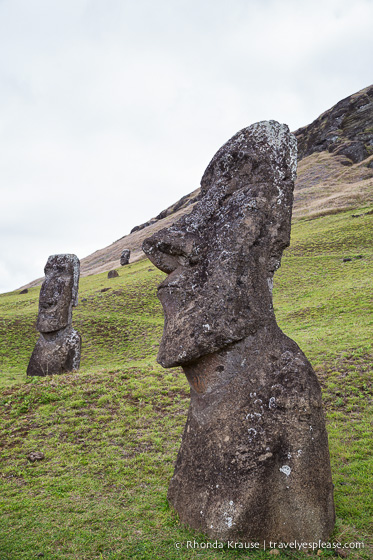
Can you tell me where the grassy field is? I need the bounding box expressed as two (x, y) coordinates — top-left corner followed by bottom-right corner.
(0, 206), (372, 559)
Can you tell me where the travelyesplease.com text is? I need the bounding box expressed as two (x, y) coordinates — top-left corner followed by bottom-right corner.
(174, 539), (365, 551)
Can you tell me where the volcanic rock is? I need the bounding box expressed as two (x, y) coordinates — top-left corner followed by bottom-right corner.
(27, 451), (45, 462)
(295, 85), (373, 164)
(143, 121), (335, 542)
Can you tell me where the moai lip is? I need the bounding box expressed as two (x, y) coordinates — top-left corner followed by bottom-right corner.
(143, 121), (335, 542)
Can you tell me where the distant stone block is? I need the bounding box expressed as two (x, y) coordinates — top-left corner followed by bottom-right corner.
(120, 249), (131, 266)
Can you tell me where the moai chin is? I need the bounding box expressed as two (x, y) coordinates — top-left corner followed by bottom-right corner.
(143, 121), (335, 542)
(27, 254), (81, 376)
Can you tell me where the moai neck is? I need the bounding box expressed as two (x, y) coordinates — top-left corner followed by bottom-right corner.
(182, 322), (282, 397)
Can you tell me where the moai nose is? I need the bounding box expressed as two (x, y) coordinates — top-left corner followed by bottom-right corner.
(39, 277), (57, 303)
(142, 228), (196, 274)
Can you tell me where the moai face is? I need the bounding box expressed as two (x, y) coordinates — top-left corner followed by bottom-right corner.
(143, 121), (297, 367)
(37, 254), (80, 333)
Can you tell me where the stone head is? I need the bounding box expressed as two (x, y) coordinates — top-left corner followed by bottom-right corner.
(120, 249), (131, 266)
(37, 254), (80, 333)
(143, 121), (297, 367)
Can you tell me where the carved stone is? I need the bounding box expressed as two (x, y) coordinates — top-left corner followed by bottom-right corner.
(120, 249), (131, 266)
(27, 254), (81, 376)
(143, 121), (335, 542)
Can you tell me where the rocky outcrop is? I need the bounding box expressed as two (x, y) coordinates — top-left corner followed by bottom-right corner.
(143, 121), (335, 542)
(295, 85), (373, 164)
(27, 254), (81, 376)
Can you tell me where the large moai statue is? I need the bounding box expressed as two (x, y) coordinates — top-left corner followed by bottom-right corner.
(27, 254), (81, 376)
(143, 121), (335, 542)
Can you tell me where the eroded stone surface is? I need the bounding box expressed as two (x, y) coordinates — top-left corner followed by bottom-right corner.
(27, 254), (81, 376)
(143, 121), (335, 542)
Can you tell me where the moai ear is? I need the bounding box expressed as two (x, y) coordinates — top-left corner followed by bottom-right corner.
(70, 254), (80, 307)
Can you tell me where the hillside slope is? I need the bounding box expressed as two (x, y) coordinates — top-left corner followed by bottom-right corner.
(1, 205), (372, 559)
(294, 84), (373, 163)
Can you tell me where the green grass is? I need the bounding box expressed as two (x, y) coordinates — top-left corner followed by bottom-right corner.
(0, 207), (372, 559)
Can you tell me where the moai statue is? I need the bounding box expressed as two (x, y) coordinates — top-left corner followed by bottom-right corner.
(120, 249), (131, 266)
(27, 254), (81, 376)
(143, 121), (335, 542)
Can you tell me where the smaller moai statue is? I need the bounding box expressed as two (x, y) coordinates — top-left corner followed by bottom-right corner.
(120, 249), (131, 266)
(27, 254), (81, 376)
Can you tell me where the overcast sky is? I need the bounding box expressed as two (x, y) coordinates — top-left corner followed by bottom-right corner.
(1, 0), (372, 293)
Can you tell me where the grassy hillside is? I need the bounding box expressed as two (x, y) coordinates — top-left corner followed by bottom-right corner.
(0, 206), (372, 559)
